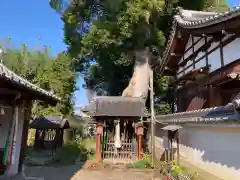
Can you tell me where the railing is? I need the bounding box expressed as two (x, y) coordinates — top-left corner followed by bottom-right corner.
(103, 139), (138, 163)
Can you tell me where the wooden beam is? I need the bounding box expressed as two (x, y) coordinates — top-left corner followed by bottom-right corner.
(170, 53), (182, 57)
(227, 73), (240, 79)
(191, 35), (195, 68)
(184, 36), (203, 54)
(225, 28), (240, 36)
(220, 38), (224, 67)
(176, 30), (184, 39)
(163, 66), (176, 76)
(0, 88), (19, 95)
(205, 36), (209, 66)
(212, 32), (225, 42)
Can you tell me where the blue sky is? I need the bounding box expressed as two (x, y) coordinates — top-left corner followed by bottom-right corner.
(0, 0), (238, 113)
(0, 0), (88, 114)
(227, 0), (239, 7)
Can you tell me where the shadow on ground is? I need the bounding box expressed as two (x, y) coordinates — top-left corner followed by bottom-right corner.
(23, 139), (96, 180)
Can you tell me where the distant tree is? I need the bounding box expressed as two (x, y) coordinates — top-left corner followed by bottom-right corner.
(0, 39), (76, 116)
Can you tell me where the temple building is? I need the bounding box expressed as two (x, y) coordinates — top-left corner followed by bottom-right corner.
(160, 7), (240, 112)
(154, 6), (240, 180)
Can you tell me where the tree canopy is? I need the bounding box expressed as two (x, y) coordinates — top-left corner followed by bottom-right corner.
(0, 38), (76, 116)
(50, 0), (228, 114)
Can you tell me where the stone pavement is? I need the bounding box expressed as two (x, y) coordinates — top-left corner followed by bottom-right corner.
(23, 165), (161, 180)
(71, 169), (161, 180)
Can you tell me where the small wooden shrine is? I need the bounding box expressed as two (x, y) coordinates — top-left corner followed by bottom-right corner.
(29, 115), (85, 153)
(29, 116), (70, 153)
(82, 96), (149, 163)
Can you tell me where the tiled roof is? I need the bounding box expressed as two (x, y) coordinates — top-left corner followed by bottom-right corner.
(176, 6), (240, 28)
(159, 5), (240, 74)
(0, 63), (60, 102)
(156, 103), (240, 124)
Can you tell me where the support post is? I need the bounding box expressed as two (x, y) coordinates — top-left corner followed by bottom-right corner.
(138, 134), (143, 160)
(96, 133), (101, 162)
(176, 131), (180, 165)
(7, 101), (25, 175)
(19, 101), (32, 172)
(96, 124), (104, 162)
(135, 123), (144, 160)
(149, 67), (155, 165)
(170, 133), (173, 161)
(167, 132), (171, 162)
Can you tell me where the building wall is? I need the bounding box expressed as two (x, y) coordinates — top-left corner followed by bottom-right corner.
(0, 107), (13, 149)
(151, 123), (240, 180)
(0, 106), (13, 174)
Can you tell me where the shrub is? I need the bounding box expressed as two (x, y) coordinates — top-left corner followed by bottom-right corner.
(49, 138), (97, 165)
(24, 147), (34, 158)
(167, 160), (199, 180)
(126, 160), (151, 169)
(53, 141), (81, 164)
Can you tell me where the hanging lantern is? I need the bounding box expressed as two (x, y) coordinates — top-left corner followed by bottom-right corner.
(135, 124), (144, 136)
(96, 124), (104, 135)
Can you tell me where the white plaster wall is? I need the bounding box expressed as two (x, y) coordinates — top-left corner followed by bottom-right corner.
(195, 57), (206, 69)
(194, 38), (205, 57)
(182, 38), (192, 60)
(208, 47), (221, 72)
(223, 37), (240, 66)
(154, 125), (240, 180)
(178, 38), (222, 74)
(0, 107), (13, 148)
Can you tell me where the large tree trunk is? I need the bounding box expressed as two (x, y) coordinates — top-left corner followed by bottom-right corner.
(122, 47), (151, 100)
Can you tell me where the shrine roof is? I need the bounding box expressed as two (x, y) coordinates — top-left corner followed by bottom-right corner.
(29, 114), (86, 129)
(29, 115), (70, 129)
(82, 96), (149, 117)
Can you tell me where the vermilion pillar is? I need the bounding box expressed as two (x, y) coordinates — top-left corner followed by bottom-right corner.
(135, 123), (144, 160)
(96, 133), (101, 161)
(138, 134), (143, 160)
